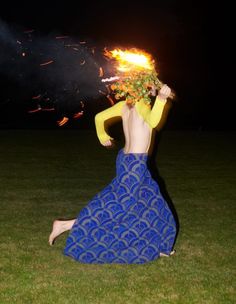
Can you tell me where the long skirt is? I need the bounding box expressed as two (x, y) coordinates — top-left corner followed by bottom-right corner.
(64, 149), (176, 264)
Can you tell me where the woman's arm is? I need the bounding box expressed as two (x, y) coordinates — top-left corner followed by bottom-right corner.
(146, 84), (171, 128)
(95, 101), (125, 145)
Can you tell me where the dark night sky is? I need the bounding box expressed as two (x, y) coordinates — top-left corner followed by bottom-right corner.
(0, 0), (233, 130)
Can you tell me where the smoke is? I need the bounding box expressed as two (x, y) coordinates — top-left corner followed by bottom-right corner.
(0, 19), (114, 116)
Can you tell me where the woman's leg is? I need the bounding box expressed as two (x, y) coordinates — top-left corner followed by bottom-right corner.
(49, 219), (76, 246)
(160, 250), (176, 257)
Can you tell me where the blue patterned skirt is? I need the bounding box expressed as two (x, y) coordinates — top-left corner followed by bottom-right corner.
(64, 149), (176, 264)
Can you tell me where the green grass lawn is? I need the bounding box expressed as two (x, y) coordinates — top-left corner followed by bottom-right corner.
(0, 129), (235, 304)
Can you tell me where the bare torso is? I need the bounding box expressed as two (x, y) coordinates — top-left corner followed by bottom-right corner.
(122, 104), (152, 154)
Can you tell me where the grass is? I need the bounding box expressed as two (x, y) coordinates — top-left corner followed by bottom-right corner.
(0, 129), (235, 304)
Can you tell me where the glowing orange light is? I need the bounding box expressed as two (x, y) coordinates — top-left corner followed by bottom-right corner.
(104, 47), (175, 102)
(57, 117), (69, 126)
(104, 48), (155, 72)
(99, 67), (104, 77)
(73, 111), (84, 119)
(28, 106), (41, 113)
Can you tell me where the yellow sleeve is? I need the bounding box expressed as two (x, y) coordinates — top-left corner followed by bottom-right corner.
(146, 97), (167, 129)
(95, 101), (125, 144)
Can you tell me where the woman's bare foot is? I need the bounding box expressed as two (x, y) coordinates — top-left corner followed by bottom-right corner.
(49, 220), (63, 246)
(160, 250), (176, 257)
(48, 219), (76, 246)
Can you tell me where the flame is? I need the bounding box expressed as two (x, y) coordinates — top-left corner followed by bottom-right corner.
(104, 48), (155, 72)
(104, 47), (175, 102)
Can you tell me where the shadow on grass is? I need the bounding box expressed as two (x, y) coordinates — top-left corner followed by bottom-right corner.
(148, 130), (180, 247)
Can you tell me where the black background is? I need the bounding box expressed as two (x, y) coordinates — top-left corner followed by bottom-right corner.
(0, 0), (233, 130)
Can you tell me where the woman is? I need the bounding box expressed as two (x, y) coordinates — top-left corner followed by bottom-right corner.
(49, 84), (177, 264)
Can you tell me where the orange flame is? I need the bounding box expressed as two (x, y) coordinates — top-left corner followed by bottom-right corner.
(104, 48), (155, 72)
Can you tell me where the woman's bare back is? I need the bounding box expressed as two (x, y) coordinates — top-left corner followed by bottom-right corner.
(122, 104), (151, 154)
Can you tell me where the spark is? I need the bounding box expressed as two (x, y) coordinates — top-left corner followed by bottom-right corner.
(99, 67), (104, 77)
(64, 44), (80, 47)
(41, 107), (55, 112)
(106, 95), (114, 106)
(73, 111), (84, 119)
(99, 90), (107, 95)
(57, 117), (69, 126)
(40, 60), (54, 66)
(32, 95), (41, 100)
(28, 106), (42, 113)
(101, 76), (120, 83)
(55, 36), (69, 39)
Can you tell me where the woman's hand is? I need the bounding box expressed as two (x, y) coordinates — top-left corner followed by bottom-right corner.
(158, 84), (171, 100)
(102, 139), (114, 147)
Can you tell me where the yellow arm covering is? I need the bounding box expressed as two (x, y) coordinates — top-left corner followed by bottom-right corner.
(136, 96), (167, 129)
(95, 101), (125, 144)
(95, 97), (166, 144)
(147, 97), (167, 128)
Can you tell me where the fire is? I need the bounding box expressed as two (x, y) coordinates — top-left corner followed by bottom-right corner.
(103, 47), (163, 105)
(103, 47), (175, 104)
(104, 48), (155, 72)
